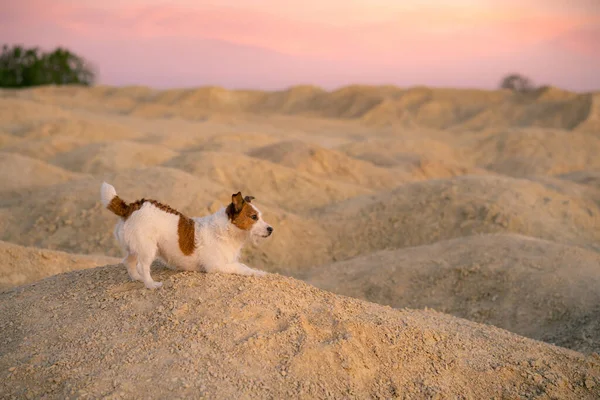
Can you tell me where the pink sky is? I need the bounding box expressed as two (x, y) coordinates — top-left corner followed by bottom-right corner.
(3, 0), (600, 91)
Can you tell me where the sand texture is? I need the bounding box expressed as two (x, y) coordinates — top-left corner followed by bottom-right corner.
(1, 84), (600, 399)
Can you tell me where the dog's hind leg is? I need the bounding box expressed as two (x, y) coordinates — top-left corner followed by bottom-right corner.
(123, 253), (142, 281)
(135, 245), (162, 289)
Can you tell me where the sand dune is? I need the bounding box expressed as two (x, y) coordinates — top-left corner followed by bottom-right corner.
(320, 174), (600, 261)
(9, 84), (598, 132)
(1, 265), (599, 399)
(559, 170), (600, 189)
(470, 128), (600, 177)
(0, 241), (118, 290)
(165, 150), (371, 211)
(303, 233), (600, 354)
(2, 84), (600, 398)
(2, 136), (93, 161)
(0, 152), (88, 194)
(248, 140), (402, 189)
(337, 136), (465, 167)
(51, 141), (179, 174)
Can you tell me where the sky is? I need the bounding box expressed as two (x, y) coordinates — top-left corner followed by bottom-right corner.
(2, 0), (599, 91)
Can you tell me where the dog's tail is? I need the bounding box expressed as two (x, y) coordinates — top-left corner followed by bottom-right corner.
(100, 182), (130, 218)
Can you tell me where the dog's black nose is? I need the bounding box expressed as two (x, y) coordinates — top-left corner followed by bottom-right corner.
(267, 226), (273, 235)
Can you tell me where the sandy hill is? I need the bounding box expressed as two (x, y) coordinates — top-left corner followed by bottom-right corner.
(319, 174), (600, 261)
(469, 128), (600, 177)
(5, 84), (598, 132)
(0, 152), (88, 194)
(0, 241), (118, 290)
(1, 265), (599, 400)
(302, 233), (600, 355)
(559, 170), (600, 190)
(164, 150), (372, 211)
(247, 140), (403, 189)
(50, 141), (179, 174)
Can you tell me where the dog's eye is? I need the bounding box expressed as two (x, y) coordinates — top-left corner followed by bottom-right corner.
(251, 215), (258, 220)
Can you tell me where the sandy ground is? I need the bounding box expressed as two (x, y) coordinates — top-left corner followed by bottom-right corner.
(1, 84), (600, 398)
(1, 265), (599, 399)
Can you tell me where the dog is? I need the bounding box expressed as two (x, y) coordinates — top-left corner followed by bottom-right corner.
(100, 182), (272, 289)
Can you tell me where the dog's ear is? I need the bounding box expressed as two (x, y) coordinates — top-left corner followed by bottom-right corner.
(232, 192), (244, 212)
(244, 195), (255, 203)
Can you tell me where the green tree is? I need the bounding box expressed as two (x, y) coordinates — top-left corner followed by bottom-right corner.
(499, 73), (535, 93)
(0, 44), (96, 88)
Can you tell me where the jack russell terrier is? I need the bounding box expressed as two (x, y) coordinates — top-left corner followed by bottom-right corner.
(100, 182), (272, 289)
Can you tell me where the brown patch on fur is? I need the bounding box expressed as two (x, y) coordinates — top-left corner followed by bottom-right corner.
(107, 196), (131, 218)
(105, 196), (196, 254)
(226, 192), (258, 231)
(106, 197), (183, 220)
(177, 215), (196, 255)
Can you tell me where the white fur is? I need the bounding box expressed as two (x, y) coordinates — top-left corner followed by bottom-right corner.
(100, 182), (116, 208)
(101, 182), (272, 289)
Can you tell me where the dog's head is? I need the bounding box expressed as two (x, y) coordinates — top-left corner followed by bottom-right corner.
(226, 192), (273, 242)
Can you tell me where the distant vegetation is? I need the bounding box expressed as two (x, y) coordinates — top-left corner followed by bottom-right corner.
(0, 44), (96, 88)
(500, 73), (537, 93)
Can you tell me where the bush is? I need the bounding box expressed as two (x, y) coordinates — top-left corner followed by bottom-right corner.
(500, 74), (535, 93)
(0, 45), (96, 88)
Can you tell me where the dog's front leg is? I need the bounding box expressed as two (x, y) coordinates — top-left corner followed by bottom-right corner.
(207, 262), (267, 277)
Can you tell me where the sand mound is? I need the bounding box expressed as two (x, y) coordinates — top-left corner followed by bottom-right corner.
(336, 137), (494, 181)
(320, 175), (600, 261)
(1, 265), (599, 399)
(2, 136), (92, 161)
(253, 85), (326, 115)
(470, 128), (600, 177)
(190, 132), (280, 153)
(0, 97), (73, 127)
(337, 137), (464, 167)
(559, 170), (600, 189)
(0, 152), (87, 193)
(8, 85), (599, 132)
(0, 132), (21, 148)
(248, 140), (401, 189)
(165, 150), (371, 211)
(303, 234), (600, 354)
(0, 241), (118, 290)
(51, 141), (178, 174)
(16, 118), (142, 142)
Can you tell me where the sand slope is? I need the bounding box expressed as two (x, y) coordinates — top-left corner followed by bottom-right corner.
(320, 175), (600, 261)
(0, 241), (118, 290)
(303, 234), (600, 354)
(470, 128), (600, 177)
(1, 265), (599, 400)
(0, 152), (88, 194)
(248, 140), (402, 189)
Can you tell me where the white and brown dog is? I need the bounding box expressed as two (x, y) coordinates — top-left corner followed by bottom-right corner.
(100, 182), (272, 289)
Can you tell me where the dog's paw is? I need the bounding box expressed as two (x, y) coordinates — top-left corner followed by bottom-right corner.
(145, 281), (163, 290)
